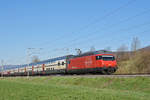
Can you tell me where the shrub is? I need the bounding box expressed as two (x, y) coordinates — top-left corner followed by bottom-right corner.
(116, 51), (150, 74)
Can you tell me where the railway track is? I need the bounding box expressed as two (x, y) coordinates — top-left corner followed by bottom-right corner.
(1, 73), (150, 78)
(54, 74), (150, 78)
(27, 74), (150, 78)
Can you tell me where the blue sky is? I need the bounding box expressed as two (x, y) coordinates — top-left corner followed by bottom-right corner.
(0, 0), (150, 64)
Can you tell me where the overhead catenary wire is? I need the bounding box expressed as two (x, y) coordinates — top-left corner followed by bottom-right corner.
(40, 8), (150, 58)
(34, 0), (137, 49)
(61, 22), (150, 52)
(5, 55), (27, 65)
(40, 21), (150, 60)
(5, 48), (43, 65)
(61, 9), (150, 48)
(38, 0), (139, 59)
(6, 0), (145, 64)
(76, 29), (150, 51)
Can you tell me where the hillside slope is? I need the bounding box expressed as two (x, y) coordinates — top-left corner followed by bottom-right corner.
(116, 46), (150, 74)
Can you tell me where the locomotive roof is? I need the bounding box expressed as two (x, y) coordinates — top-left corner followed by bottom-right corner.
(72, 50), (113, 58)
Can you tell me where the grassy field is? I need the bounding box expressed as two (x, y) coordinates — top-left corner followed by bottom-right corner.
(0, 76), (150, 100)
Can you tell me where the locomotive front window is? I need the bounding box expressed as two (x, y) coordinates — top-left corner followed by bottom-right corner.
(96, 56), (102, 60)
(96, 56), (115, 61)
(102, 56), (115, 61)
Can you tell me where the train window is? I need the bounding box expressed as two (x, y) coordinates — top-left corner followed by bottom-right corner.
(102, 56), (115, 61)
(62, 62), (64, 65)
(58, 62), (60, 66)
(46, 68), (50, 70)
(96, 56), (102, 60)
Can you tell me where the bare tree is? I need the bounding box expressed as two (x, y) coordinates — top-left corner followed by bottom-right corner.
(131, 37), (141, 52)
(117, 44), (129, 61)
(32, 56), (40, 63)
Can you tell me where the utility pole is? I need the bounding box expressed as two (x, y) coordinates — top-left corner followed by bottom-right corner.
(1, 60), (4, 78)
(27, 48), (30, 78)
(75, 48), (82, 55)
(27, 48), (43, 78)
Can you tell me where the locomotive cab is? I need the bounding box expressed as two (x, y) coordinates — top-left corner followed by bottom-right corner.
(96, 54), (118, 74)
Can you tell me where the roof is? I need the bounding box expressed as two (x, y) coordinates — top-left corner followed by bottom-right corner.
(1, 56), (68, 71)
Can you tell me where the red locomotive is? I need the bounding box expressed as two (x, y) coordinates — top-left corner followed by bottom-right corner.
(67, 51), (117, 74)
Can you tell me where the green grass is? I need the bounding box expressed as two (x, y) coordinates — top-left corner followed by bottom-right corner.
(0, 76), (150, 100)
